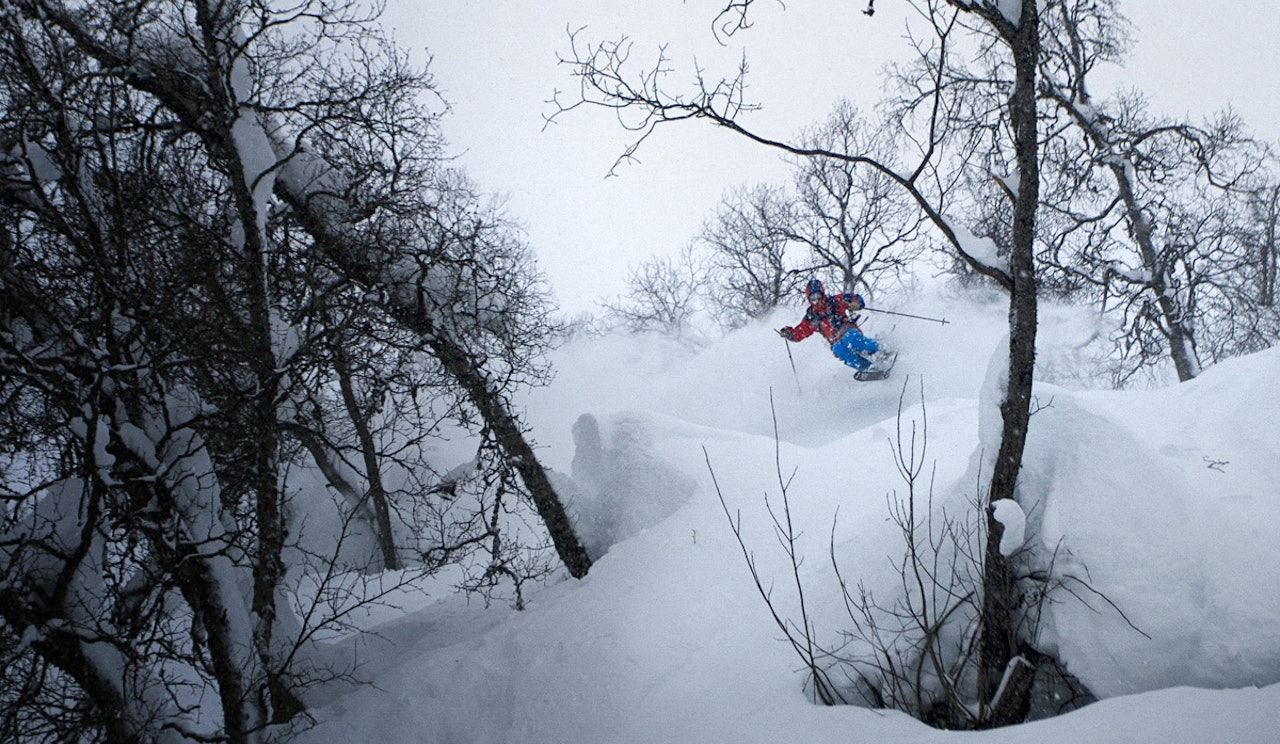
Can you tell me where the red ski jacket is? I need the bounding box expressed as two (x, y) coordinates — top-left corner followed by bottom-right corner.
(782, 292), (865, 344)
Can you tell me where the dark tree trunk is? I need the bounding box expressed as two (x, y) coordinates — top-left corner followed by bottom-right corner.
(423, 329), (594, 577)
(335, 349), (401, 570)
(976, 0), (1041, 723)
(29, 634), (142, 744)
(280, 192), (594, 578)
(1259, 186), (1278, 307)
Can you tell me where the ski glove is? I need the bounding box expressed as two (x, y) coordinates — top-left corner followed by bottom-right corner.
(778, 327), (793, 340)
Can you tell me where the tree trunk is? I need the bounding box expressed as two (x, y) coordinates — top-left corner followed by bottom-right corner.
(29, 633), (146, 744)
(415, 311), (594, 578)
(977, 1), (1041, 722)
(1107, 161), (1201, 381)
(218, 83), (303, 732)
(334, 348), (401, 570)
(279, 189), (594, 578)
(1258, 186), (1278, 307)
(148, 417), (276, 743)
(1048, 61), (1203, 381)
(987, 655), (1036, 727)
(176, 553), (263, 744)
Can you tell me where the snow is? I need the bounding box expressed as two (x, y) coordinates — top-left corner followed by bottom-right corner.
(991, 498), (1026, 556)
(950, 1), (1022, 27)
(997, 1), (1023, 26)
(228, 29), (277, 243)
(952, 222), (1009, 273)
(12, 137), (61, 183)
(290, 289), (1280, 743)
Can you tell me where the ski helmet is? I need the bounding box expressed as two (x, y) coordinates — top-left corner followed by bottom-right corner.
(805, 278), (824, 300)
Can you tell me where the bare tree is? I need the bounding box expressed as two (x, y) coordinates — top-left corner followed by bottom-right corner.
(1, 0), (590, 740)
(1037, 0), (1274, 382)
(708, 384), (1115, 729)
(1160, 170), (1280, 368)
(600, 244), (711, 340)
(1245, 181), (1280, 309)
(787, 101), (926, 295)
(692, 103), (925, 329)
(698, 183), (802, 327)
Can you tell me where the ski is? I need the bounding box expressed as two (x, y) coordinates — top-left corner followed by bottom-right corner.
(854, 350), (897, 381)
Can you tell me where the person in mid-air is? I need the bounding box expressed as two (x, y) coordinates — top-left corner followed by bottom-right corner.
(778, 279), (882, 372)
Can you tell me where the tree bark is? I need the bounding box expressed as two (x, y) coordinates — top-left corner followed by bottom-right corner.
(987, 655), (1036, 727)
(974, 0), (1041, 721)
(1261, 186), (1278, 307)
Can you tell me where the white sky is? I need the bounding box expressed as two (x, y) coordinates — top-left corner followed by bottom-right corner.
(380, 1), (1280, 315)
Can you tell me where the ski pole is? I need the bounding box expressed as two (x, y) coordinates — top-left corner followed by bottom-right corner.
(780, 334), (803, 395)
(861, 306), (949, 325)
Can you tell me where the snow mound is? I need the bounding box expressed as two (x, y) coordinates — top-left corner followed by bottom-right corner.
(1022, 346), (1280, 697)
(562, 412), (697, 558)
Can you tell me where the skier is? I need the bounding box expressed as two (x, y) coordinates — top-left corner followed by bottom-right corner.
(778, 279), (889, 377)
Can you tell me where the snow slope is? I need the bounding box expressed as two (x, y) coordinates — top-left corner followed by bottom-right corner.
(294, 293), (1280, 743)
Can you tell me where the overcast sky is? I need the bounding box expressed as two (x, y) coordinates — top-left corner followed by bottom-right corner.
(380, 1), (1280, 315)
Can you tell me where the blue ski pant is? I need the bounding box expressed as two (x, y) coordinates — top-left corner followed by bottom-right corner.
(831, 328), (878, 370)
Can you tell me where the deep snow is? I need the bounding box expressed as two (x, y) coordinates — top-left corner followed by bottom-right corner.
(293, 291), (1280, 743)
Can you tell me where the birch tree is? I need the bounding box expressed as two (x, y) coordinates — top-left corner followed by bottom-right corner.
(1038, 0), (1272, 381)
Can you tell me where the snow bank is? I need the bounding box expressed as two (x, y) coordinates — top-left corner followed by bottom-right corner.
(1023, 345), (1280, 697)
